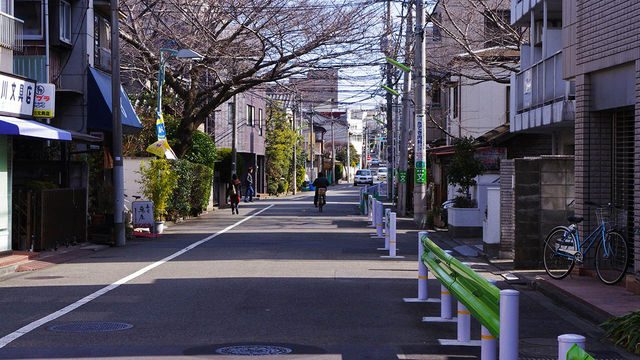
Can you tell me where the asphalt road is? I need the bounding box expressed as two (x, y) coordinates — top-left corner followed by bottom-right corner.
(0, 184), (635, 359)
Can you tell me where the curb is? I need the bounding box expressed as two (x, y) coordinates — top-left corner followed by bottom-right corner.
(532, 277), (612, 325)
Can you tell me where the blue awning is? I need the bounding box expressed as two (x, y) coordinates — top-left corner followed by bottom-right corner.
(88, 67), (143, 134)
(0, 116), (71, 140)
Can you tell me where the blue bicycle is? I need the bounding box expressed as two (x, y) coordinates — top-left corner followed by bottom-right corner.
(543, 201), (629, 285)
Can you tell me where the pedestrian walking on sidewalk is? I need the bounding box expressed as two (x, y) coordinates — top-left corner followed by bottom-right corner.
(244, 166), (254, 202)
(228, 174), (242, 214)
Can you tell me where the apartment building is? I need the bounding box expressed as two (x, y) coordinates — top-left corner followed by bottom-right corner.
(211, 89), (266, 198)
(9, 0), (142, 250)
(563, 0), (640, 282)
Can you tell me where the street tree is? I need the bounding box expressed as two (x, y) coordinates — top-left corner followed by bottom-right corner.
(336, 144), (360, 167)
(265, 103), (299, 194)
(120, 0), (380, 157)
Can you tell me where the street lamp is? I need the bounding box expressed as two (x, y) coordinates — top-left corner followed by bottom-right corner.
(147, 48), (203, 160)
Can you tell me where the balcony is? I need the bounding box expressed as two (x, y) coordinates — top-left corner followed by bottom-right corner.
(0, 12), (23, 51)
(511, 51), (575, 132)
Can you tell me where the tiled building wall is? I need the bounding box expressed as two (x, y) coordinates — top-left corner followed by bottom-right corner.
(574, 74), (613, 244)
(576, 0), (640, 73)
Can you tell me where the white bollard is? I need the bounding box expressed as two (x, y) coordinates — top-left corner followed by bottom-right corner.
(381, 212), (404, 258)
(389, 212), (397, 256)
(367, 195), (376, 227)
(499, 290), (519, 360)
(457, 301), (471, 342)
(403, 232), (438, 303)
(441, 285), (453, 319)
(558, 334), (586, 360)
(422, 284), (456, 322)
(375, 201), (384, 238)
(378, 208), (391, 250)
(481, 326), (496, 360)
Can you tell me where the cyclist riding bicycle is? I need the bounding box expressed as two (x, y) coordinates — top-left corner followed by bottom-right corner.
(313, 172), (330, 207)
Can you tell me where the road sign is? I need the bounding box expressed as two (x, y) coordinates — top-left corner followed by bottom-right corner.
(367, 156), (371, 161)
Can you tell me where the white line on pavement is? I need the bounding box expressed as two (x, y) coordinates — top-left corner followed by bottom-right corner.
(0, 204), (275, 349)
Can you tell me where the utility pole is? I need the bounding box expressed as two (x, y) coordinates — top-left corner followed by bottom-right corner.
(292, 100), (297, 195)
(346, 126), (350, 182)
(310, 104), (315, 180)
(231, 94), (237, 176)
(385, 0), (394, 199)
(111, 0), (125, 246)
(331, 118), (335, 183)
(413, 0), (427, 228)
(398, 3), (412, 216)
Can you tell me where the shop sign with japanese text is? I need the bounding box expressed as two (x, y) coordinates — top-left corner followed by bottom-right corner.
(33, 83), (55, 118)
(0, 73), (35, 117)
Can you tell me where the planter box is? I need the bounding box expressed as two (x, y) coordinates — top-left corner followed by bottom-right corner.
(448, 207), (482, 238)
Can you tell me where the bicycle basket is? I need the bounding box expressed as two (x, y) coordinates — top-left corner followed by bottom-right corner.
(595, 207), (628, 231)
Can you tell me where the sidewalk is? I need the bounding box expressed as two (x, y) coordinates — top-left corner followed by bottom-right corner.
(426, 229), (639, 323)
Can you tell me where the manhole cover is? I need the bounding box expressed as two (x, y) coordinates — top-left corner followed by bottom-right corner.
(215, 345), (293, 356)
(48, 322), (133, 333)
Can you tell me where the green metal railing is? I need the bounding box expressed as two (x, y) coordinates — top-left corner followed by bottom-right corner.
(566, 344), (594, 360)
(420, 234), (501, 337)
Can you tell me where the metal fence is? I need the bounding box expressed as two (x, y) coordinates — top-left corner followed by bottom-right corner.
(0, 12), (23, 51)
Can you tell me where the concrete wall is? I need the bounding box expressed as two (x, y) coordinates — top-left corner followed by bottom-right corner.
(500, 156), (574, 268)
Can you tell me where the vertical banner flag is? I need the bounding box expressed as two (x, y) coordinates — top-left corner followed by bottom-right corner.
(415, 114), (426, 184)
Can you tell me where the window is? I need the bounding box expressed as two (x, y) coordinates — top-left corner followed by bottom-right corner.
(1, 0), (11, 14)
(227, 102), (234, 124)
(247, 104), (254, 126)
(59, 0), (71, 43)
(431, 87), (441, 107)
(452, 85), (459, 118)
(94, 13), (111, 70)
(15, 0), (43, 39)
(258, 108), (263, 135)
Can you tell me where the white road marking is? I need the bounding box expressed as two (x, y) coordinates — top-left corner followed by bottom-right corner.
(0, 204), (275, 349)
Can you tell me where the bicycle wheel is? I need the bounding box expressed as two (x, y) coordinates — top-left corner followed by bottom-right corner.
(543, 226), (577, 279)
(595, 231), (629, 285)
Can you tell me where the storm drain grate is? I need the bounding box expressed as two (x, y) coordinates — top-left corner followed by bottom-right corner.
(48, 322), (133, 333)
(215, 345), (293, 356)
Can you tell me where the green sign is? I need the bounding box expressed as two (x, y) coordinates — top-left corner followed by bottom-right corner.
(416, 160), (425, 169)
(398, 171), (407, 183)
(415, 168), (426, 184)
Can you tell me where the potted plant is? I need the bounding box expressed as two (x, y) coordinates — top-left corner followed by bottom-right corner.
(136, 159), (178, 233)
(445, 137), (486, 236)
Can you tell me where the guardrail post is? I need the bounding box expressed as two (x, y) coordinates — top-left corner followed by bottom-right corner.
(457, 301), (471, 342)
(499, 290), (519, 360)
(441, 285), (453, 319)
(481, 326), (496, 360)
(381, 212), (404, 259)
(558, 334), (585, 360)
(403, 232), (439, 303)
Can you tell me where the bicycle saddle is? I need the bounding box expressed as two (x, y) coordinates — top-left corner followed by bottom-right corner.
(567, 216), (583, 223)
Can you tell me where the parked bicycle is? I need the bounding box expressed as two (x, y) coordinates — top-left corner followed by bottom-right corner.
(543, 201), (629, 285)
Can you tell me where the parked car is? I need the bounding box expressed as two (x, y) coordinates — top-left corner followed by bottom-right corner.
(377, 167), (388, 181)
(354, 169), (374, 186)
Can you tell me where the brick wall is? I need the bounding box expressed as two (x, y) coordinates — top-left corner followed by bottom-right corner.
(576, 0), (640, 73)
(499, 159), (514, 259)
